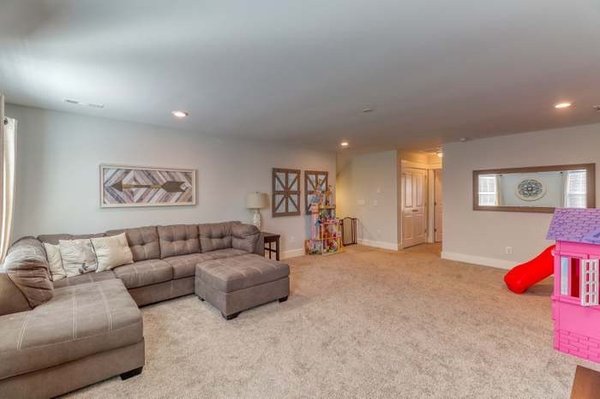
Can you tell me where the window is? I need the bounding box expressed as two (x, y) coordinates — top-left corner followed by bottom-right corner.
(565, 170), (587, 208)
(478, 175), (498, 206)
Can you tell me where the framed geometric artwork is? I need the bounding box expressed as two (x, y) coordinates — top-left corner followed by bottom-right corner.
(305, 170), (328, 213)
(100, 164), (196, 208)
(272, 168), (301, 217)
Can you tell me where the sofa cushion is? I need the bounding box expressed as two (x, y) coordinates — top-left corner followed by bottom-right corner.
(37, 233), (105, 245)
(43, 242), (67, 281)
(198, 221), (240, 252)
(106, 226), (160, 261)
(91, 233), (134, 272)
(158, 225), (200, 258)
(4, 237), (53, 308)
(113, 259), (173, 289)
(163, 253), (215, 279)
(232, 224), (261, 253)
(58, 238), (99, 277)
(207, 248), (249, 259)
(53, 270), (117, 289)
(0, 279), (142, 380)
(196, 254), (289, 293)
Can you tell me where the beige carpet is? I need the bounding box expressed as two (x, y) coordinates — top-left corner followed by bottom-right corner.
(66, 245), (594, 398)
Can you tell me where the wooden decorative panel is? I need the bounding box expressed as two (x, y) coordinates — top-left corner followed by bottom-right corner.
(304, 170), (328, 213)
(272, 168), (301, 217)
(100, 164), (196, 208)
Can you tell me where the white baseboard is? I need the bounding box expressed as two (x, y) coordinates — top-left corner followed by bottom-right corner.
(441, 251), (514, 270)
(281, 248), (305, 259)
(358, 239), (399, 251)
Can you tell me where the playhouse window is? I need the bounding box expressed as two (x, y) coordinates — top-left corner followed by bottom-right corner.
(581, 259), (600, 306)
(560, 257), (570, 296)
(560, 256), (581, 299)
(560, 256), (600, 306)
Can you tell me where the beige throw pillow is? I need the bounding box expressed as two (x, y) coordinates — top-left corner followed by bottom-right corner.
(91, 233), (133, 272)
(43, 243), (67, 281)
(59, 239), (98, 277)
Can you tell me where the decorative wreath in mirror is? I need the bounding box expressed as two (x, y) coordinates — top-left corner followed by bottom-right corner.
(516, 178), (546, 201)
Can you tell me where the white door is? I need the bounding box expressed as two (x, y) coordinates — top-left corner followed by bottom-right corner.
(434, 169), (443, 243)
(402, 168), (427, 248)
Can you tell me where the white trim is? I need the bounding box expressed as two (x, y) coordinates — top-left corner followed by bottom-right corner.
(281, 248), (305, 259)
(358, 239), (399, 251)
(441, 251), (514, 270)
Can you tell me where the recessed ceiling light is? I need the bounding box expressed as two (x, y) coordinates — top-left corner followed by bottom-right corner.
(340, 141), (349, 147)
(554, 102), (572, 109)
(459, 137), (469, 142)
(362, 107), (374, 113)
(172, 110), (189, 118)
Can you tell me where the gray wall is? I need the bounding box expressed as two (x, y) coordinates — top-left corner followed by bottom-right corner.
(442, 122), (600, 269)
(7, 104), (336, 257)
(337, 150), (398, 249)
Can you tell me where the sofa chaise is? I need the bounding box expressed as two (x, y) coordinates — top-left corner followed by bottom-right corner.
(0, 221), (290, 398)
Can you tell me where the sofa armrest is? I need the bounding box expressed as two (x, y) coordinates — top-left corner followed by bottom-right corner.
(254, 232), (265, 256)
(231, 224), (262, 254)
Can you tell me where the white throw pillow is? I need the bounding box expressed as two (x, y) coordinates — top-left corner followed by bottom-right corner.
(43, 243), (67, 281)
(91, 233), (133, 272)
(59, 238), (98, 277)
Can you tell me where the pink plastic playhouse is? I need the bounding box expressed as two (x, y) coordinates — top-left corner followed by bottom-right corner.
(547, 208), (600, 362)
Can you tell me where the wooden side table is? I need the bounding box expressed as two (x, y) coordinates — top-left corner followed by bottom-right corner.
(263, 232), (281, 261)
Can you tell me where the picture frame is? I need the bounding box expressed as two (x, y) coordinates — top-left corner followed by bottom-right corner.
(272, 168), (301, 217)
(100, 164), (197, 208)
(304, 170), (328, 213)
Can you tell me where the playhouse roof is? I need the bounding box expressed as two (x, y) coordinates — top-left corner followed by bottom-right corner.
(547, 208), (600, 244)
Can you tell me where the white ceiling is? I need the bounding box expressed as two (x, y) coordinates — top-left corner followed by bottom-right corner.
(1, 0), (600, 151)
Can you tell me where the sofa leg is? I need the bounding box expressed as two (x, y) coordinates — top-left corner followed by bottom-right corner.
(120, 366), (143, 380)
(279, 296), (288, 303)
(222, 311), (241, 320)
(198, 297), (205, 301)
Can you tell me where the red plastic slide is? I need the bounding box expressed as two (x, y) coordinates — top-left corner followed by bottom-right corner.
(504, 245), (555, 294)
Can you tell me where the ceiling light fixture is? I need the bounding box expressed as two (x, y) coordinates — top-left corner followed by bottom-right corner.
(362, 107), (374, 113)
(554, 102), (572, 109)
(172, 110), (189, 118)
(436, 151), (443, 158)
(340, 141), (349, 147)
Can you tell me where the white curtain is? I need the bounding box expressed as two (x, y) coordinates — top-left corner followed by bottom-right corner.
(0, 95), (17, 263)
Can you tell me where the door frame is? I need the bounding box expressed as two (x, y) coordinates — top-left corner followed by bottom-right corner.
(433, 168), (442, 243)
(400, 166), (428, 249)
(399, 159), (442, 249)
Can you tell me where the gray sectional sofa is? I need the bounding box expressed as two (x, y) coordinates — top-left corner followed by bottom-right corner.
(0, 221), (290, 398)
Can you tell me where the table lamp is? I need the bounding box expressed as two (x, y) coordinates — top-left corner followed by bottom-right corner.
(245, 192), (268, 230)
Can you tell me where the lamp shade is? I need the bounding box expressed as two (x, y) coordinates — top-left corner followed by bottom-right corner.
(246, 192), (268, 209)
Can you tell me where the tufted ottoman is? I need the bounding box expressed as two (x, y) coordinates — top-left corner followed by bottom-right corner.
(195, 254), (289, 319)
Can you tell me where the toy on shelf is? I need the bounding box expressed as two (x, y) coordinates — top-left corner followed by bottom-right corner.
(305, 185), (343, 256)
(504, 245), (555, 294)
(546, 208), (600, 363)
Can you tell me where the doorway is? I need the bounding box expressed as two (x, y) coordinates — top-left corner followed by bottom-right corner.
(401, 167), (427, 248)
(434, 169), (443, 242)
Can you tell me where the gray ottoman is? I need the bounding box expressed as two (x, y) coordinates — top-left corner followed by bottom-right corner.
(195, 254), (289, 320)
